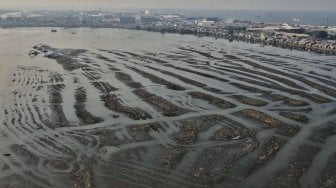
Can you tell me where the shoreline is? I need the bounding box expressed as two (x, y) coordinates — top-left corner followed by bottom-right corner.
(1, 25), (336, 55)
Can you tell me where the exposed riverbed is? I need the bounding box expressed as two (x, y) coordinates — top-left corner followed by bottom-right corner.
(0, 27), (335, 188)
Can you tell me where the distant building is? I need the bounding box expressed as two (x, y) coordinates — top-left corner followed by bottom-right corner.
(140, 10), (150, 16)
(141, 16), (158, 25)
(116, 12), (132, 18)
(198, 19), (215, 27)
(206, 17), (220, 22)
(120, 16), (136, 24)
(327, 26), (336, 35)
(160, 15), (180, 20)
(281, 23), (297, 30)
(260, 32), (267, 41)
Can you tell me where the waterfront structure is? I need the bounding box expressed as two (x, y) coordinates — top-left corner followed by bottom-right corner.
(0, 9), (335, 54)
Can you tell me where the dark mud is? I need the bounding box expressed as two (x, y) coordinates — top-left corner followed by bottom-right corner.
(102, 94), (152, 120)
(1, 34), (335, 188)
(74, 88), (103, 124)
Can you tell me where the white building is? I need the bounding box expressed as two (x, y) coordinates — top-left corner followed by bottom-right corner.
(140, 10), (150, 15)
(197, 19), (215, 27)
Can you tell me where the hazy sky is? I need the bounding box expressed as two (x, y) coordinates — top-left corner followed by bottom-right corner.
(0, 0), (335, 10)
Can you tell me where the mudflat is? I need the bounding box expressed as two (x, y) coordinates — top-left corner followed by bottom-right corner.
(0, 28), (335, 188)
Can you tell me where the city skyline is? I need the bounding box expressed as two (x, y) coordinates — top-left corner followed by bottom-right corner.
(0, 0), (335, 11)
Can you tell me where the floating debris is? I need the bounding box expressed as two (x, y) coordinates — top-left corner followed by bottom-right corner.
(28, 50), (39, 58)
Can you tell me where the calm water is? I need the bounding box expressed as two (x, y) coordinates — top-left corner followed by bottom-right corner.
(156, 9), (336, 25)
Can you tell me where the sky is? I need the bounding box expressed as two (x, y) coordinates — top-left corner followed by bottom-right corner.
(0, 0), (335, 11)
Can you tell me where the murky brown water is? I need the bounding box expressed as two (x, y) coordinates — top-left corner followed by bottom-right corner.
(0, 27), (335, 188)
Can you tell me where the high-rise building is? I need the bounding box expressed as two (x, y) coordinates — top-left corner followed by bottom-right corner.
(140, 10), (150, 15)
